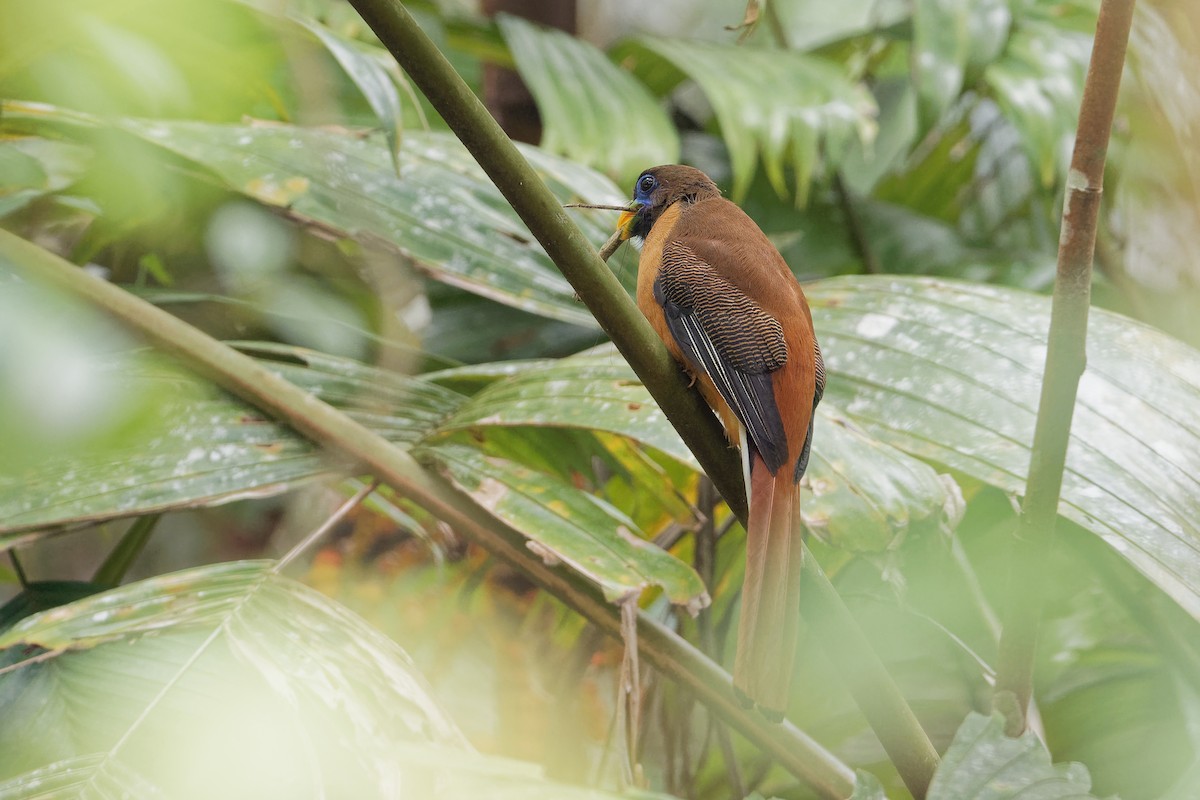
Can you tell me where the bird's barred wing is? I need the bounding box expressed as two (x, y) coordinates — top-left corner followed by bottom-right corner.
(654, 242), (790, 473)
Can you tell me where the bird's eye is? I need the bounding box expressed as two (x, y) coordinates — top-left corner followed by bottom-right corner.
(637, 174), (656, 195)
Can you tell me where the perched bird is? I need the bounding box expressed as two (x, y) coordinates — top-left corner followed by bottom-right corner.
(614, 165), (824, 718)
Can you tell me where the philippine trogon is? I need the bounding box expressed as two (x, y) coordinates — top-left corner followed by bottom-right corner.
(614, 165), (824, 718)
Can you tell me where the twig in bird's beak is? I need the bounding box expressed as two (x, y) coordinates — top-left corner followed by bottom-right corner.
(564, 203), (630, 262)
(598, 229), (625, 262)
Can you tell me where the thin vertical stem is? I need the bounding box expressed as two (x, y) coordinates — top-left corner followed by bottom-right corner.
(993, 0), (1137, 736)
(92, 514), (161, 588)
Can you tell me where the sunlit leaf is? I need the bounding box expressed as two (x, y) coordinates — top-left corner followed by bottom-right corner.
(0, 562), (679, 800)
(0, 562), (464, 789)
(810, 275), (1200, 618)
(429, 443), (709, 609)
(928, 713), (1097, 799)
(617, 38), (876, 203)
(0, 755), (163, 800)
(497, 14), (678, 185)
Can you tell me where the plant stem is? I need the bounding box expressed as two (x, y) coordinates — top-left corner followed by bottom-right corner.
(8, 551), (29, 588)
(695, 477), (746, 800)
(92, 513), (161, 588)
(800, 557), (938, 796)
(992, 0), (1136, 736)
(344, 2), (939, 793)
(1, 229), (856, 800)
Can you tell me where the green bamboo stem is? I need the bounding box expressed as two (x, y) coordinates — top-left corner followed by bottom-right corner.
(993, 0), (1136, 736)
(342, 1), (939, 794)
(92, 513), (161, 588)
(1, 229), (856, 800)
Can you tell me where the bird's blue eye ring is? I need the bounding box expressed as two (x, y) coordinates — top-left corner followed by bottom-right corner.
(637, 174), (656, 195)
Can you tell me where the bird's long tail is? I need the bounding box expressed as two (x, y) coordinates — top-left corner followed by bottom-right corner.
(732, 452), (803, 720)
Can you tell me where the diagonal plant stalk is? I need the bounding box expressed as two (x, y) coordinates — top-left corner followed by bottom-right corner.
(92, 513), (161, 588)
(993, 0), (1137, 736)
(343, 1), (938, 794)
(2, 229), (856, 799)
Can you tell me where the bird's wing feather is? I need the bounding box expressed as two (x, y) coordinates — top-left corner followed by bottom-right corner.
(653, 241), (790, 473)
(793, 340), (825, 482)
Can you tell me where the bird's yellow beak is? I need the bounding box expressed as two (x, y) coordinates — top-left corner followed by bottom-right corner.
(616, 205), (641, 240)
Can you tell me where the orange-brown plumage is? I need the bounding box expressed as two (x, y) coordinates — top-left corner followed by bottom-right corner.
(620, 165), (823, 718)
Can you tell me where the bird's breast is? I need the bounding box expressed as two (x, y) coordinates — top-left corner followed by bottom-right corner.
(636, 202), (684, 349)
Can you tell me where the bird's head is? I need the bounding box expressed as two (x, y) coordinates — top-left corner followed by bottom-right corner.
(564, 165), (721, 262)
(617, 165), (721, 242)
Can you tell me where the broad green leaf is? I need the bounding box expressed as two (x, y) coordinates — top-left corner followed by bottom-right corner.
(110, 115), (627, 325)
(425, 358), (556, 394)
(1040, 642), (1191, 798)
(0, 137), (90, 217)
(928, 713), (1097, 799)
(810, 275), (1200, 619)
(0, 581), (108, 632)
(429, 443), (709, 609)
(618, 38), (877, 203)
(807, 406), (957, 551)
(419, 286), (608, 366)
(497, 14), (678, 185)
(434, 353), (695, 466)
(0, 345), (465, 541)
(0, 562), (679, 800)
(445, 414), (697, 537)
(435, 353), (956, 551)
(984, 12), (1093, 186)
(294, 16), (404, 171)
